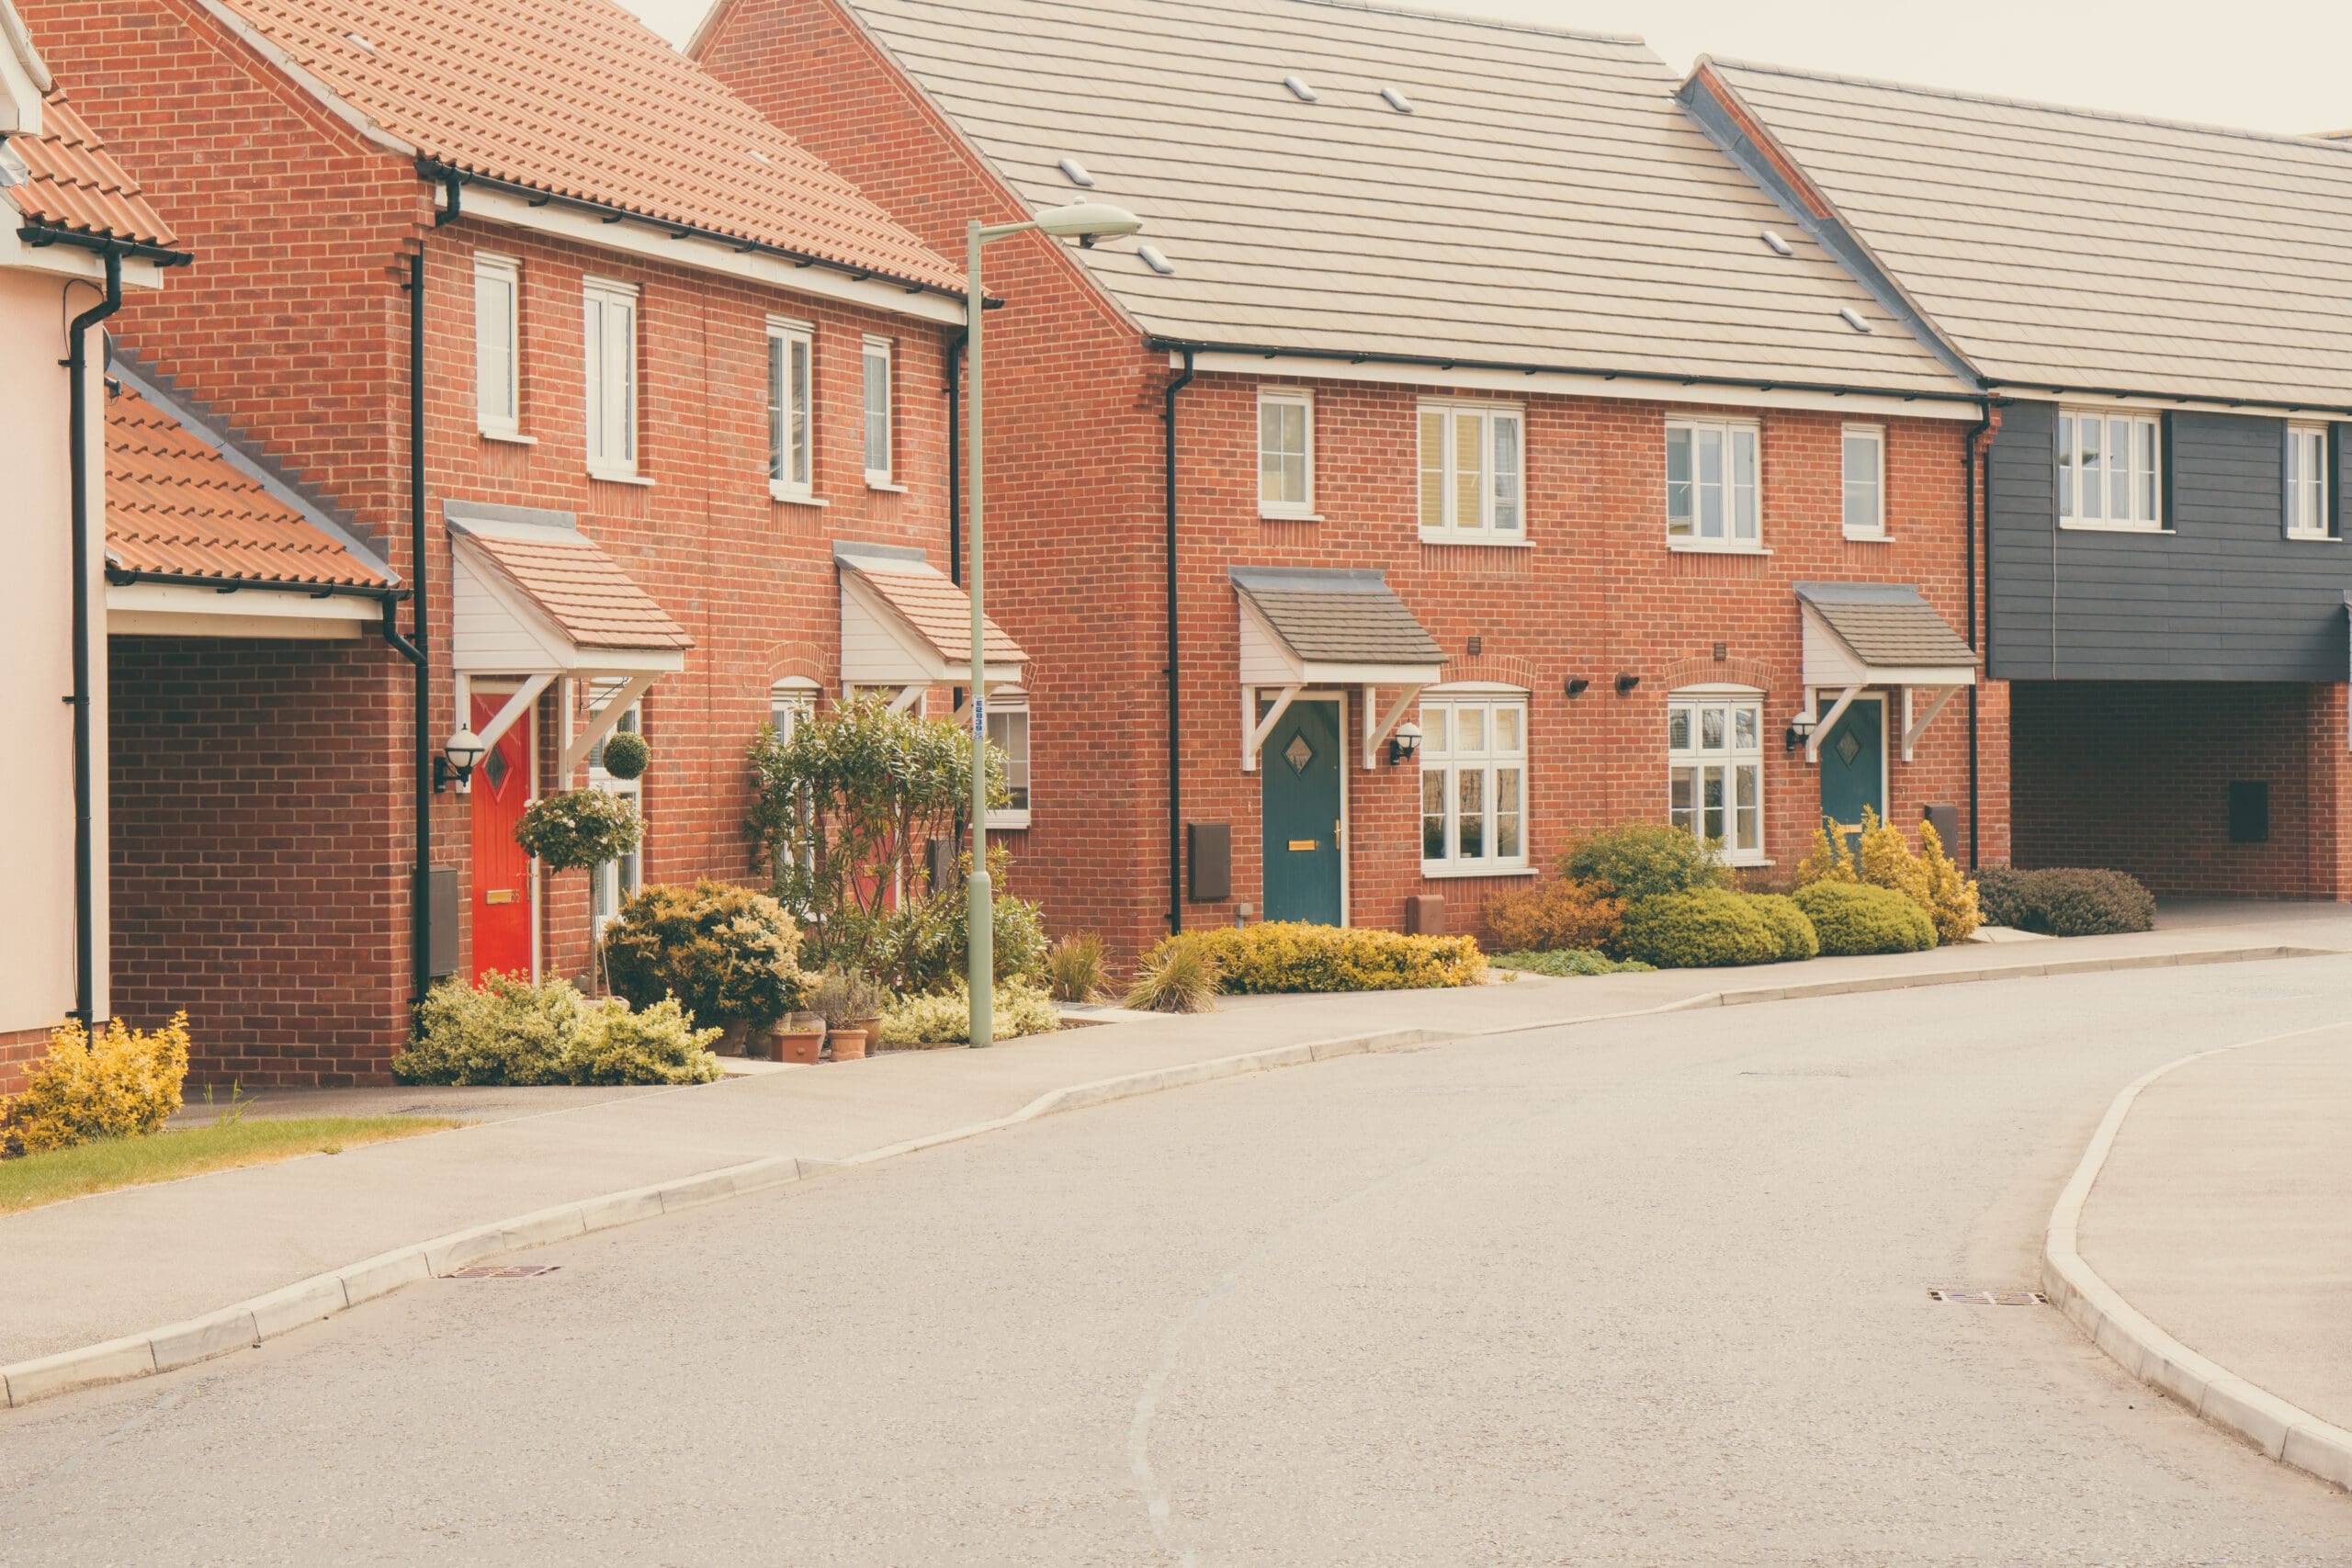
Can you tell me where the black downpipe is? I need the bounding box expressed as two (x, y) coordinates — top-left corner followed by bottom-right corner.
(1163, 349), (1194, 936)
(406, 248), (432, 1009)
(1962, 399), (1992, 871)
(945, 329), (967, 586)
(65, 248), (123, 1028)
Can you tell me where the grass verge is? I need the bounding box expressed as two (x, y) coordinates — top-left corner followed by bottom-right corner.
(0, 1117), (459, 1215)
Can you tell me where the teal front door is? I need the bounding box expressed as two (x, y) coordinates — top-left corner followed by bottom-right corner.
(1818, 695), (1885, 849)
(1261, 698), (1343, 926)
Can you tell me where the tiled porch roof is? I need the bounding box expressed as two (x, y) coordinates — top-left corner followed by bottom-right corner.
(1793, 581), (1975, 670)
(835, 543), (1026, 665)
(5, 91), (176, 250)
(448, 509), (690, 652)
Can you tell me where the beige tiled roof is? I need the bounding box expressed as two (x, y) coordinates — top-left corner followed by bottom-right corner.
(4, 91), (177, 249)
(209, 0), (962, 294)
(453, 518), (692, 651)
(838, 547), (1026, 663)
(1706, 60), (2352, 408)
(1795, 581), (1975, 671)
(1231, 567), (1441, 667)
(832, 0), (1961, 394)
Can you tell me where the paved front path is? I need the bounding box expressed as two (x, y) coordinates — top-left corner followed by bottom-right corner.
(2, 903), (2342, 1371)
(6, 959), (2350, 1562)
(2079, 1021), (2352, 1435)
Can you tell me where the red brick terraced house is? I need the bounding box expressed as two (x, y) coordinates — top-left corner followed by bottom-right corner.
(696, 0), (2007, 957)
(24, 0), (991, 1085)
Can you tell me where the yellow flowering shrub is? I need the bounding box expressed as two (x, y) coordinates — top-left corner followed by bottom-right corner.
(1187, 922), (1485, 994)
(1, 1012), (191, 1156)
(1917, 820), (1983, 944)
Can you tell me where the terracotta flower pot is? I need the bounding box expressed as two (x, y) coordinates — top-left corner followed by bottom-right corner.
(850, 1014), (884, 1047)
(825, 1027), (868, 1062)
(768, 1025), (824, 1065)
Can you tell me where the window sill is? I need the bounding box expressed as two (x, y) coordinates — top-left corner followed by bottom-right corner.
(589, 468), (654, 488)
(1261, 508), (1323, 523)
(1419, 863), (1537, 880)
(866, 478), (909, 494)
(1418, 532), (1532, 548)
(2058, 521), (2168, 535)
(770, 485), (828, 508)
(480, 427), (537, 446)
(986, 810), (1032, 831)
(1667, 540), (1770, 556)
(2285, 532), (2340, 544)
(1841, 530), (1889, 544)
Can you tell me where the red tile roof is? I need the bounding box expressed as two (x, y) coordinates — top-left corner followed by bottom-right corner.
(107, 378), (388, 588)
(842, 552), (1026, 665)
(454, 524), (691, 651)
(211, 0), (962, 295)
(5, 92), (176, 250)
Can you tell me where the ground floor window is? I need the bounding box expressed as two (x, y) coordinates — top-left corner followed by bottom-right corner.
(1419, 690), (1527, 874)
(588, 688), (642, 932)
(1668, 691), (1763, 862)
(984, 688), (1030, 829)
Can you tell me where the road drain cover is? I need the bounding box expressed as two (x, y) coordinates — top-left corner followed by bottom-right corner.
(446, 1264), (562, 1280)
(1928, 1288), (2046, 1305)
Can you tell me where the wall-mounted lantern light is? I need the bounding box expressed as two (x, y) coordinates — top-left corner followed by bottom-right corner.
(435, 726), (488, 794)
(1564, 675), (1590, 697)
(1614, 672), (1642, 696)
(1784, 716), (1817, 753)
(1388, 720), (1423, 766)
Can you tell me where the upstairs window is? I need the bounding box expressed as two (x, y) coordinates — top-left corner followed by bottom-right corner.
(1668, 692), (1763, 863)
(862, 335), (894, 487)
(1666, 417), (1759, 547)
(582, 278), (639, 479)
(2058, 410), (2160, 529)
(1258, 388), (1315, 518)
(2287, 424), (2335, 540)
(1417, 401), (1523, 543)
(474, 254), (521, 438)
(1841, 423), (1884, 538)
(767, 319), (813, 502)
(1419, 690), (1528, 874)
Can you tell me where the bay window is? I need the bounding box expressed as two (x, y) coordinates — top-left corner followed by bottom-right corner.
(1419, 691), (1528, 874)
(1668, 692), (1763, 863)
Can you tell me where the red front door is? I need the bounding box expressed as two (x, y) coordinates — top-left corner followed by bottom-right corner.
(469, 693), (535, 982)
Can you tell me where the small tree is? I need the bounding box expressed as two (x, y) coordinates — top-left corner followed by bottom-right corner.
(515, 789), (641, 874)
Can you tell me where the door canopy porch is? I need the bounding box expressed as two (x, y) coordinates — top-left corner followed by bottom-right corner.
(1230, 566), (1443, 771)
(1793, 581), (1977, 764)
(834, 541), (1027, 713)
(447, 501), (691, 768)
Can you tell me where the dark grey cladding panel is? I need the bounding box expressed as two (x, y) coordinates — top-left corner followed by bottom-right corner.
(1987, 400), (2352, 682)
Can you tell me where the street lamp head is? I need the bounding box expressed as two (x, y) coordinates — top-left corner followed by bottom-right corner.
(1031, 201), (1142, 242)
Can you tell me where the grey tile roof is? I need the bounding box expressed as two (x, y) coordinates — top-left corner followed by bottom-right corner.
(1794, 581), (1975, 671)
(1232, 566), (1442, 666)
(835, 0), (1964, 395)
(1706, 60), (2352, 409)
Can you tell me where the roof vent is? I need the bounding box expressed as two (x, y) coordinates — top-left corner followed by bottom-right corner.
(1283, 75), (1318, 103)
(343, 30), (377, 52)
(1759, 229), (1792, 256)
(1380, 85), (1415, 114)
(747, 149), (773, 167)
(1137, 245), (1175, 276)
(1057, 155), (1095, 188)
(1838, 307), (1873, 333)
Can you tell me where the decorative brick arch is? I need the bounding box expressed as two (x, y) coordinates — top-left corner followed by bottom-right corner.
(760, 639), (830, 692)
(1656, 654), (1775, 694)
(1434, 653), (1542, 691)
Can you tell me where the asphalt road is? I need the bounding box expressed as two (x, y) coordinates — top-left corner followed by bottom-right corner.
(6, 959), (2352, 1565)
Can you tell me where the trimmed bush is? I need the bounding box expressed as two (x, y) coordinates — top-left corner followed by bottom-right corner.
(1487, 951), (1657, 978)
(600, 881), (808, 1032)
(1973, 864), (2034, 929)
(392, 975), (721, 1086)
(1559, 823), (1729, 903)
(597, 729), (650, 782)
(1917, 821), (1982, 944)
(1619, 889), (1784, 968)
(1971, 865), (2155, 937)
(1045, 932), (1110, 1003)
(1125, 933), (1220, 1013)
(877, 977), (1061, 1045)
(1, 1013), (191, 1157)
(1747, 893), (1821, 962)
(1187, 923), (1486, 993)
(1791, 882), (1937, 956)
(1480, 877), (1625, 957)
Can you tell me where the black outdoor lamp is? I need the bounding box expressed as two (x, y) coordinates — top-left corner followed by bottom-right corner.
(1388, 720), (1423, 766)
(1785, 715), (1817, 752)
(1614, 672), (1642, 696)
(1564, 675), (1590, 696)
(435, 726), (488, 793)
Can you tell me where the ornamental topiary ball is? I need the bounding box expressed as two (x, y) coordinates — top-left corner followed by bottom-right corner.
(1790, 881), (1936, 956)
(598, 729), (650, 782)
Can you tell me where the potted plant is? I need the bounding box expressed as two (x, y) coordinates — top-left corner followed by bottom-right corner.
(809, 967), (888, 1061)
(769, 1010), (825, 1064)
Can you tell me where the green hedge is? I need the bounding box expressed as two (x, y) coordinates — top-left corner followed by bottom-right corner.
(1974, 865), (2155, 937)
(1747, 893), (1822, 962)
(1620, 889), (1803, 968)
(1791, 882), (1936, 956)
(1487, 951), (1657, 978)
(1186, 923), (1486, 993)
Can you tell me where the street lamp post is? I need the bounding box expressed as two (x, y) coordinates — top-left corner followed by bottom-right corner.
(964, 201), (1141, 1047)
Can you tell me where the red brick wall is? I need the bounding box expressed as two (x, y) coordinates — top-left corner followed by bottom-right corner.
(2011, 680), (2351, 898)
(0, 1025), (51, 1098)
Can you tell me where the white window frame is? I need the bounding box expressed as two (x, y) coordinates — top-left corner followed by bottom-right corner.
(767, 318), (815, 504)
(861, 334), (896, 490)
(586, 692), (643, 935)
(1668, 688), (1766, 865)
(473, 253), (523, 441)
(984, 687), (1031, 830)
(1418, 687), (1530, 876)
(1665, 416), (1762, 550)
(1258, 387), (1317, 519)
(2057, 408), (2163, 532)
(1841, 422), (1885, 539)
(582, 277), (640, 480)
(1416, 400), (1526, 545)
(2286, 423), (2335, 542)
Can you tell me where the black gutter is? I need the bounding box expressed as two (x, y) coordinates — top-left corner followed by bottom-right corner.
(1143, 335), (1984, 408)
(1990, 379), (2352, 421)
(403, 247), (432, 1010)
(63, 247), (122, 1030)
(103, 565), (403, 600)
(1961, 399), (1994, 871)
(417, 161), (972, 309)
(1164, 348), (1195, 936)
(20, 224), (189, 268)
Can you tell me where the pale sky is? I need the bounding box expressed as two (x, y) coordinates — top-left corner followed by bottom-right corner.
(625, 0), (2352, 138)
